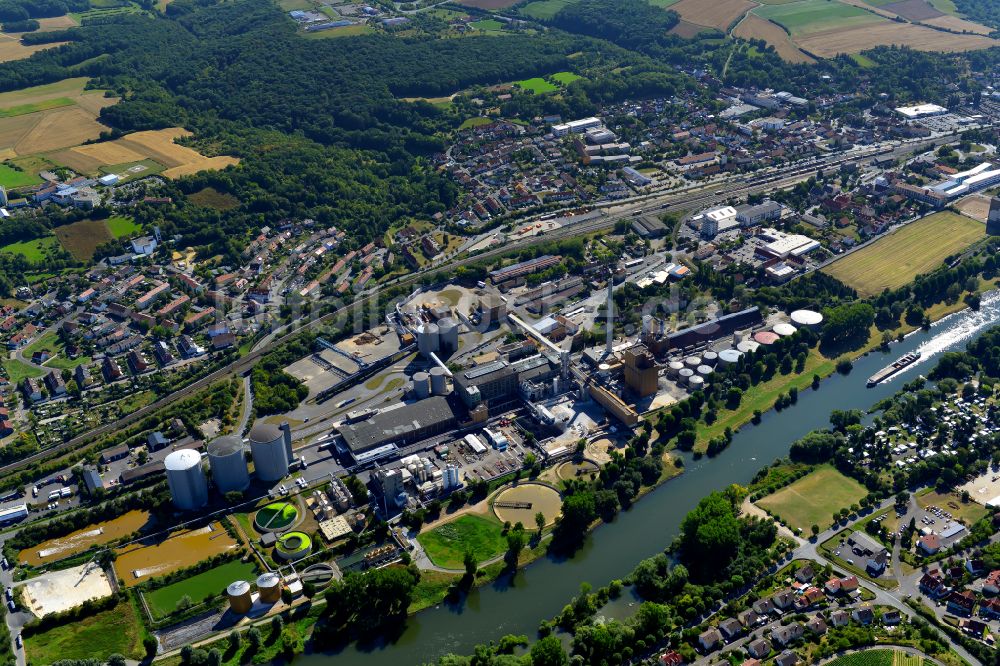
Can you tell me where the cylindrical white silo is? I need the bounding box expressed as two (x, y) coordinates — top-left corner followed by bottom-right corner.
(417, 324), (439, 357)
(718, 349), (743, 366)
(697, 364), (713, 377)
(702, 350), (718, 366)
(430, 366), (448, 395)
(165, 449), (208, 510)
(678, 368), (694, 386)
(736, 340), (760, 354)
(684, 356), (701, 369)
(413, 371), (431, 399)
(773, 322), (798, 337)
(208, 435), (249, 493)
(438, 318), (460, 352)
(790, 309), (823, 330)
(667, 361), (684, 378)
(688, 375), (705, 391)
(249, 422), (289, 482)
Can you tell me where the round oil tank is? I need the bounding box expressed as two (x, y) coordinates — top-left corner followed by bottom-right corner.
(678, 368), (694, 385)
(249, 422), (289, 483)
(227, 580), (253, 614)
(697, 364), (714, 377)
(684, 356), (701, 368)
(702, 351), (718, 366)
(790, 309), (823, 329)
(688, 375), (705, 391)
(753, 331), (780, 346)
(413, 371), (431, 399)
(773, 323), (798, 337)
(718, 349), (744, 365)
(438, 318), (460, 352)
(733, 330), (744, 345)
(256, 572), (282, 604)
(667, 361), (684, 378)
(208, 435), (249, 494)
(430, 366), (449, 395)
(417, 323), (440, 357)
(165, 449), (208, 511)
(736, 340), (760, 354)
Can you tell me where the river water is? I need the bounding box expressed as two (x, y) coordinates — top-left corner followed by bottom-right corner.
(314, 291), (1000, 665)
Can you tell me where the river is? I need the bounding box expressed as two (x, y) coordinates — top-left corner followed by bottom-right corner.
(314, 290), (1000, 665)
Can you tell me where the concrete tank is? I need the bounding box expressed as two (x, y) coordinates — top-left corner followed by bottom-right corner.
(413, 371), (431, 399)
(227, 580), (253, 614)
(249, 421), (290, 483)
(429, 366), (449, 395)
(256, 572), (282, 604)
(702, 350), (718, 366)
(688, 375), (705, 391)
(790, 309), (823, 330)
(208, 435), (249, 494)
(437, 318), (460, 352)
(417, 323), (440, 357)
(678, 368), (694, 386)
(684, 356), (701, 369)
(753, 331), (780, 346)
(718, 349), (744, 366)
(667, 361), (684, 378)
(165, 449), (208, 511)
(773, 322), (798, 337)
(697, 364), (713, 377)
(736, 340), (760, 354)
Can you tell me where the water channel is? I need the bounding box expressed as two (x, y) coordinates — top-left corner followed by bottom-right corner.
(317, 290), (1000, 665)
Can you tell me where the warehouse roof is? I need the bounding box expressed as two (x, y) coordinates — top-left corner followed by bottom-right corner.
(337, 396), (459, 452)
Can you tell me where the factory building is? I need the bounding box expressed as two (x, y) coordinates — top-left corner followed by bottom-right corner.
(622, 344), (659, 397)
(988, 197), (1000, 236)
(644, 307), (762, 354)
(551, 117), (601, 137)
(165, 448), (208, 510)
(207, 435), (250, 493)
(249, 421), (292, 482)
(454, 354), (558, 411)
(336, 396), (460, 463)
(489, 255), (562, 286)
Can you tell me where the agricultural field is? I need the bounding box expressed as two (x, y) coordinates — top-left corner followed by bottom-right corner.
(520, 0), (574, 19)
(50, 127), (239, 178)
(550, 71), (582, 85)
(733, 14), (815, 62)
(0, 162), (42, 188)
(920, 14), (992, 33)
(1, 235), (60, 261)
(0, 32), (69, 64)
(54, 218), (114, 261)
(0, 78), (117, 158)
(822, 211), (985, 296)
(515, 77), (559, 94)
(24, 599), (146, 663)
(189, 186), (240, 210)
(456, 0), (521, 9)
(303, 23), (374, 38)
(416, 514), (507, 569)
(754, 0), (880, 36)
(756, 465), (868, 531)
(670, 0), (756, 30)
(669, 19), (709, 37)
(144, 559), (258, 619)
(797, 21), (996, 55)
(469, 18), (504, 31)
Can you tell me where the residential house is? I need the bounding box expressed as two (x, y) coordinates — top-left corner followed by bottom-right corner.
(752, 598), (776, 615)
(796, 587), (825, 609)
(919, 570), (949, 599)
(698, 627), (722, 652)
(829, 610), (850, 627)
(918, 534), (942, 555)
(775, 651), (799, 666)
(806, 616), (828, 635)
(794, 564), (815, 584)
(966, 559), (985, 576)
(44, 371), (66, 396)
(881, 610), (901, 626)
(718, 618), (742, 642)
(770, 622), (803, 646)
(978, 598), (1000, 620)
(852, 605), (875, 625)
(739, 609), (764, 628)
(983, 570), (1000, 595)
(658, 651), (684, 666)
(946, 590), (975, 616)
(772, 589), (796, 611)
(21, 377), (41, 403)
(746, 638), (771, 659)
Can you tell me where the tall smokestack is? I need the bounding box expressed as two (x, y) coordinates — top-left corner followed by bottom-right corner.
(606, 277), (614, 358)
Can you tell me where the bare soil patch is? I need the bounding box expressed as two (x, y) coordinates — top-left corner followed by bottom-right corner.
(734, 14), (816, 62)
(670, 0), (755, 29)
(920, 14), (993, 33)
(669, 19), (710, 37)
(882, 0), (942, 20)
(0, 33), (69, 63)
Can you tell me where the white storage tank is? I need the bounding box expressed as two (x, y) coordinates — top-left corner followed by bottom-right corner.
(165, 449), (208, 511)
(667, 361), (684, 378)
(413, 371), (431, 399)
(684, 356), (701, 369)
(790, 309), (823, 330)
(697, 364), (713, 377)
(702, 350), (718, 366)
(438, 318), (460, 352)
(430, 366), (449, 395)
(417, 323), (440, 357)
(678, 368), (694, 386)
(688, 375), (705, 391)
(736, 340), (760, 354)
(249, 421), (290, 483)
(718, 349), (744, 366)
(208, 435), (249, 494)
(773, 322), (798, 337)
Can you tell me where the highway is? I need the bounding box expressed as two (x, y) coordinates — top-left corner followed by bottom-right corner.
(0, 133), (954, 478)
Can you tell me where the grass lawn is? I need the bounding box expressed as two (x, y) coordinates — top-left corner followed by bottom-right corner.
(459, 116), (493, 130)
(417, 514), (507, 569)
(646, 0), (678, 5)
(520, 0), (574, 19)
(515, 77), (559, 94)
(757, 465), (868, 531)
(0, 163), (42, 188)
(100, 158), (165, 183)
(0, 97), (74, 118)
(409, 569), (461, 613)
(304, 24), (375, 37)
(2, 359), (43, 383)
(24, 599), (145, 663)
(105, 215), (141, 239)
(826, 650), (895, 666)
(822, 212), (985, 297)
(0, 236), (60, 261)
(469, 18), (504, 30)
(44, 354), (91, 370)
(146, 559), (258, 619)
(754, 0), (881, 35)
(22, 330), (60, 357)
(54, 218), (114, 261)
(915, 488), (987, 526)
(550, 71), (582, 85)
(850, 53), (876, 68)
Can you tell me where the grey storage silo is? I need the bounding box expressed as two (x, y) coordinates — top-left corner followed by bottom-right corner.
(412, 371), (431, 399)
(165, 449), (208, 510)
(429, 366), (449, 395)
(249, 421), (290, 482)
(417, 323), (439, 357)
(208, 435), (249, 493)
(437, 317), (460, 352)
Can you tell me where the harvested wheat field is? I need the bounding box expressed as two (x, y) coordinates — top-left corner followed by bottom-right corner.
(920, 14), (993, 34)
(52, 128), (239, 178)
(797, 22), (997, 56)
(734, 15), (816, 62)
(0, 33), (69, 63)
(671, 0), (755, 29)
(15, 107), (109, 154)
(669, 19), (710, 37)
